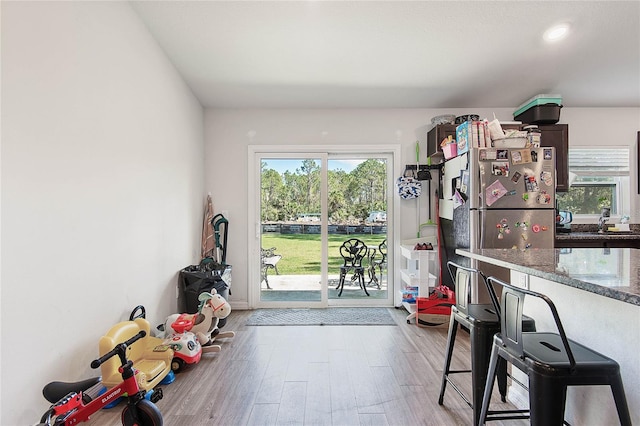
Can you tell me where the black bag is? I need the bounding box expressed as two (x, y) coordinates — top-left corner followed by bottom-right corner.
(178, 262), (232, 314)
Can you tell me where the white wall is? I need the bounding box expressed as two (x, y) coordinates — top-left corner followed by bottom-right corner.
(1, 2), (204, 424)
(204, 108), (640, 309)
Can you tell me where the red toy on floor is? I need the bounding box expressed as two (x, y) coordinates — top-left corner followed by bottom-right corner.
(416, 285), (455, 327)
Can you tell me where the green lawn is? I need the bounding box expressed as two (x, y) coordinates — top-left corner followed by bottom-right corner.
(261, 233), (386, 275)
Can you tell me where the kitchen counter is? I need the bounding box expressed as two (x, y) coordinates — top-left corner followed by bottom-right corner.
(456, 248), (640, 305)
(556, 223), (640, 248)
(556, 231), (640, 241)
(556, 231), (640, 248)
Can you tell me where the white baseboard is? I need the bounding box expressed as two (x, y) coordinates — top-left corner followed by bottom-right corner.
(231, 301), (250, 310)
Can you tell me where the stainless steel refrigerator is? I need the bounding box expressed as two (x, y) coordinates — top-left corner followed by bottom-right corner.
(438, 146), (556, 298)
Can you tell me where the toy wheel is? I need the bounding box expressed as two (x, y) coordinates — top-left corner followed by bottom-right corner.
(171, 357), (185, 373)
(121, 399), (163, 426)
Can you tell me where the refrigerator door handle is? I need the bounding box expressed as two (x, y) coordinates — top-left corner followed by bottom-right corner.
(468, 151), (480, 210)
(470, 209), (480, 251)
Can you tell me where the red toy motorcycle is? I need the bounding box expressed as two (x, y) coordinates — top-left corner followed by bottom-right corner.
(38, 330), (163, 426)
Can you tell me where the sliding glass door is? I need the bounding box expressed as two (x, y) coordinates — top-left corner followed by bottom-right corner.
(249, 146), (397, 308)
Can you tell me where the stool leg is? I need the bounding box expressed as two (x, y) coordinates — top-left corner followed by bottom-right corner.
(471, 326), (495, 426)
(610, 374), (632, 426)
(528, 376), (566, 426)
(438, 314), (459, 405)
(496, 358), (508, 402)
(479, 344), (500, 425)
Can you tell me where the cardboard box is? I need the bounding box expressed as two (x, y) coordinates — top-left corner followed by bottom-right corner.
(416, 313), (450, 327)
(402, 286), (419, 303)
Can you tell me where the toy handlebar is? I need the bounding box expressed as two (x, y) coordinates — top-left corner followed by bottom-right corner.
(90, 330), (146, 369)
(129, 305), (146, 321)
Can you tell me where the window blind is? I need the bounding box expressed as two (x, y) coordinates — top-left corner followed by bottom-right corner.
(568, 148), (630, 175)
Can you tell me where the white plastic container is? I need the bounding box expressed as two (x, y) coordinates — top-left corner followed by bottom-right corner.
(617, 223), (630, 232)
(491, 137), (528, 148)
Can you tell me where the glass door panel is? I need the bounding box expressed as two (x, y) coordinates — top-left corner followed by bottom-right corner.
(260, 158), (323, 303)
(327, 156), (389, 302)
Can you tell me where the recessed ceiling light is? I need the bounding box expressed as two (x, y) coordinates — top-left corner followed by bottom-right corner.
(544, 23), (570, 42)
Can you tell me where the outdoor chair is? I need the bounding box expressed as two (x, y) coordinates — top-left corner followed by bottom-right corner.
(261, 247), (282, 289)
(336, 238), (369, 297)
(367, 238), (387, 288)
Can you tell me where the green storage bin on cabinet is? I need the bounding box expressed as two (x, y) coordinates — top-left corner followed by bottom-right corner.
(514, 94), (563, 124)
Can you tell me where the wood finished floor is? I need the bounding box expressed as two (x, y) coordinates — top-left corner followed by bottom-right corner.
(89, 308), (526, 425)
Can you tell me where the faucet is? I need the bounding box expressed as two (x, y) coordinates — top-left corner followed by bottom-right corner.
(598, 216), (609, 233)
(598, 207), (611, 234)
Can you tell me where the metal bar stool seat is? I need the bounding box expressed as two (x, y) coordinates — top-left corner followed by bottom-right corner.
(438, 262), (536, 426)
(479, 277), (631, 426)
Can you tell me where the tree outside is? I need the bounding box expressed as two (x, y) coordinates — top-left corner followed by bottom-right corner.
(556, 179), (616, 214)
(261, 158), (387, 224)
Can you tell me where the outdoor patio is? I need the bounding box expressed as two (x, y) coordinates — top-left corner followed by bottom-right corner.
(260, 273), (388, 301)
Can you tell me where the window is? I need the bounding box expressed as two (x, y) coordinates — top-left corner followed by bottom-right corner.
(556, 148), (630, 218)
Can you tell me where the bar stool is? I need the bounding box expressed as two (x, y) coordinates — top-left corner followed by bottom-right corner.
(437, 262), (535, 426)
(479, 277), (632, 426)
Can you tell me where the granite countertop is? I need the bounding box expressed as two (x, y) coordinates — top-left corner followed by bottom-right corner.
(556, 232), (640, 241)
(556, 224), (640, 241)
(456, 248), (640, 306)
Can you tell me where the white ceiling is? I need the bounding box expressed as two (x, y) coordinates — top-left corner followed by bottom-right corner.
(131, 1), (640, 109)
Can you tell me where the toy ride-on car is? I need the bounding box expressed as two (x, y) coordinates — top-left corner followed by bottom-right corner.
(158, 313), (202, 373)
